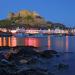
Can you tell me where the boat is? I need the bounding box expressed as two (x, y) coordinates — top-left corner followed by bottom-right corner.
(54, 33), (63, 37)
(14, 32), (28, 37)
(0, 32), (12, 37)
(28, 33), (47, 38)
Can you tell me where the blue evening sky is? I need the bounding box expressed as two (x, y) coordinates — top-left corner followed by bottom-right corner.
(0, 0), (75, 27)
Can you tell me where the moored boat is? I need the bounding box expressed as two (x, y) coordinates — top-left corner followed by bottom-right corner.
(27, 33), (47, 38)
(14, 32), (27, 37)
(0, 32), (12, 37)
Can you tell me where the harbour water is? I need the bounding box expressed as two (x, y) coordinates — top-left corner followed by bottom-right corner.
(0, 35), (75, 75)
(0, 35), (75, 52)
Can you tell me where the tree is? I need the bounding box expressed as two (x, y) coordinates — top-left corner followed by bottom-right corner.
(24, 15), (34, 27)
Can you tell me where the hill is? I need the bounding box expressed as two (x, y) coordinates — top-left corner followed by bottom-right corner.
(0, 10), (66, 29)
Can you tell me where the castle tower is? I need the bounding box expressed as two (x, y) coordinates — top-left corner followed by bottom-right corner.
(18, 10), (32, 17)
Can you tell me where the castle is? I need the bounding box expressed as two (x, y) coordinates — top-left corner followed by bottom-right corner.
(8, 10), (41, 19)
(8, 10), (46, 25)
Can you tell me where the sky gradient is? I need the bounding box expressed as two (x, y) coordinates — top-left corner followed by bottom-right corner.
(0, 0), (75, 27)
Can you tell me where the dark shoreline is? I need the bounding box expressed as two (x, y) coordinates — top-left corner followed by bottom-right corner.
(0, 46), (58, 75)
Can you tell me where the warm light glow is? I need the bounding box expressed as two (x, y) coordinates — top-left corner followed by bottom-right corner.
(66, 36), (68, 51)
(8, 37), (11, 46)
(25, 38), (40, 47)
(3, 37), (6, 46)
(11, 30), (17, 33)
(0, 37), (2, 46)
(11, 36), (17, 47)
(48, 35), (51, 49)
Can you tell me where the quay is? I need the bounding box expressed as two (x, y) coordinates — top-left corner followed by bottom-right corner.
(0, 28), (75, 36)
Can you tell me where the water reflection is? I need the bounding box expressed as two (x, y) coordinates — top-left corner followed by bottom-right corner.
(25, 38), (40, 47)
(48, 35), (51, 50)
(56, 37), (64, 49)
(0, 37), (40, 47)
(0, 37), (16, 47)
(16, 38), (25, 46)
(66, 36), (69, 52)
(11, 36), (16, 47)
(0, 36), (75, 52)
(0, 37), (2, 46)
(52, 36), (65, 52)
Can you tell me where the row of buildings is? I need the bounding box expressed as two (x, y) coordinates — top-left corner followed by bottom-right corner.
(0, 27), (75, 35)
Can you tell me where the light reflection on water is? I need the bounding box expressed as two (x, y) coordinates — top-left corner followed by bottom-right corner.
(25, 38), (40, 47)
(66, 36), (69, 52)
(47, 35), (51, 50)
(0, 35), (75, 75)
(0, 35), (75, 52)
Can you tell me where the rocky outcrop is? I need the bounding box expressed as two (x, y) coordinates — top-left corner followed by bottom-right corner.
(0, 46), (59, 75)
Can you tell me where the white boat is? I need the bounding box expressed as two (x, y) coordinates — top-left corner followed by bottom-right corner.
(14, 33), (27, 37)
(14, 27), (27, 37)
